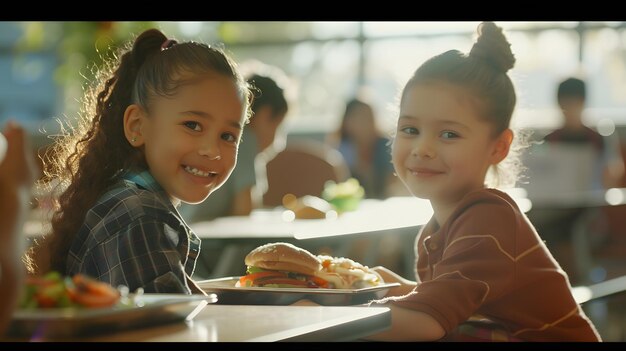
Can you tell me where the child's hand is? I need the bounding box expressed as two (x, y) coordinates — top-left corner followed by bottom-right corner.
(371, 266), (406, 284)
(0, 121), (37, 335)
(371, 266), (418, 297)
(0, 121), (37, 250)
(0, 121), (37, 192)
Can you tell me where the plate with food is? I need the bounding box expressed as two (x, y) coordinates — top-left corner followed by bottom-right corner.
(8, 272), (215, 339)
(198, 242), (399, 305)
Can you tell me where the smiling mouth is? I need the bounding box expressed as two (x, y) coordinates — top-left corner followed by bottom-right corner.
(409, 168), (442, 176)
(183, 165), (217, 178)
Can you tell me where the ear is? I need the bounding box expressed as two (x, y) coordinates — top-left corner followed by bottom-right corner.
(123, 104), (146, 147)
(490, 128), (513, 164)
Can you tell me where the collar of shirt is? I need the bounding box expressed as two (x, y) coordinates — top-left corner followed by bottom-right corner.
(122, 169), (163, 193)
(121, 169), (183, 217)
(126, 170), (199, 233)
(120, 169), (199, 250)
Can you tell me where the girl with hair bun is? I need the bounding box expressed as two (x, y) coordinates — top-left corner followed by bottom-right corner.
(360, 22), (600, 341)
(30, 28), (252, 294)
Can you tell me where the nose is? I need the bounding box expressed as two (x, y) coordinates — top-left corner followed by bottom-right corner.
(411, 136), (435, 159)
(198, 138), (222, 160)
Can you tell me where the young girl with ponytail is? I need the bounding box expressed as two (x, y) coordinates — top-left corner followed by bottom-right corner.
(31, 29), (252, 295)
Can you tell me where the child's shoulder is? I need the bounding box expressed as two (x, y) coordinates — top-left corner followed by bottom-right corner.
(460, 188), (518, 212)
(451, 188), (522, 228)
(445, 189), (528, 247)
(75, 179), (183, 249)
(94, 178), (174, 220)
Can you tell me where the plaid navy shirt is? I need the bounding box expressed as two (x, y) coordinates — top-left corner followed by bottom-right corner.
(66, 170), (201, 294)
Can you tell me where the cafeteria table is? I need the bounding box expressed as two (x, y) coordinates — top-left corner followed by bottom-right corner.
(5, 304), (391, 342)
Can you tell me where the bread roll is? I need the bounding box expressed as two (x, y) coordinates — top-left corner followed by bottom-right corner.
(244, 242), (322, 275)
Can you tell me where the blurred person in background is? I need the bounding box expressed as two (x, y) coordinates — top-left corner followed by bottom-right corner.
(328, 98), (395, 199)
(179, 62), (290, 223)
(0, 121), (37, 335)
(534, 77), (626, 284)
(544, 77), (625, 189)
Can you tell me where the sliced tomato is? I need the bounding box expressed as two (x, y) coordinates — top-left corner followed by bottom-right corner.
(239, 271), (287, 287)
(240, 271), (329, 288)
(70, 290), (119, 308)
(36, 294), (57, 308)
(72, 274), (120, 297)
(310, 275), (330, 288)
(68, 274), (120, 308)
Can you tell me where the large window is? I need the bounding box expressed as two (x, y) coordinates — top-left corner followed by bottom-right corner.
(207, 21), (626, 134)
(2, 21), (625, 140)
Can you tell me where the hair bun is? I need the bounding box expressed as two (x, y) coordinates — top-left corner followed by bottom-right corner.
(469, 22), (516, 73)
(131, 28), (168, 69)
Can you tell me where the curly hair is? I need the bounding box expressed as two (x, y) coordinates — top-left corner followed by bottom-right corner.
(31, 28), (252, 274)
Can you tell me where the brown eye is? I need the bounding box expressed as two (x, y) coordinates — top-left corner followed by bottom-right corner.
(441, 131), (459, 139)
(183, 121), (202, 132)
(221, 132), (237, 143)
(400, 126), (419, 135)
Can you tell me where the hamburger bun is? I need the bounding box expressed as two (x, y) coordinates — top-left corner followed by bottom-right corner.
(244, 242), (322, 275)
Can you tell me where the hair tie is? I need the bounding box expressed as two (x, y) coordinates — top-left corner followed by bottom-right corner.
(161, 39), (178, 51)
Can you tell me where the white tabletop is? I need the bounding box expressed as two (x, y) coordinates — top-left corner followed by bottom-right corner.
(25, 192), (543, 240)
(190, 196), (433, 240)
(523, 187), (626, 209)
(26, 304), (391, 342)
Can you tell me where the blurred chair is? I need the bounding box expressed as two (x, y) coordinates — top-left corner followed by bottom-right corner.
(521, 142), (606, 285)
(568, 201), (626, 340)
(521, 142), (599, 204)
(262, 138), (350, 207)
(572, 203), (626, 285)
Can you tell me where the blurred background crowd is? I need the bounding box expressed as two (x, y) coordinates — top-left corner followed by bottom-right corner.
(3, 21), (626, 340)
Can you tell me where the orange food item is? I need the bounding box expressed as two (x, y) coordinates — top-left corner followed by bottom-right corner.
(69, 290), (120, 308)
(20, 272), (121, 309)
(68, 274), (121, 308)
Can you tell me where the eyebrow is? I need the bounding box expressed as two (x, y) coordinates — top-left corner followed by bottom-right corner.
(439, 120), (470, 131)
(181, 110), (243, 130)
(398, 115), (469, 130)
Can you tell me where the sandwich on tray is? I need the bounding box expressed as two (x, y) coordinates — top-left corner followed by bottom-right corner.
(238, 242), (384, 289)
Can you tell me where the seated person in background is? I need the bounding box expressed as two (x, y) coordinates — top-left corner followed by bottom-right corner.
(328, 98), (395, 199)
(179, 63), (290, 223)
(0, 121), (37, 335)
(544, 77), (625, 189)
(532, 77), (625, 284)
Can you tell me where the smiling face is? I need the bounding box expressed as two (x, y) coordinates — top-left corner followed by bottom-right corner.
(125, 73), (246, 205)
(392, 81), (509, 210)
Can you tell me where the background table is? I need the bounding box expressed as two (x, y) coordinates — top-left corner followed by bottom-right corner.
(190, 197), (432, 279)
(190, 196), (433, 240)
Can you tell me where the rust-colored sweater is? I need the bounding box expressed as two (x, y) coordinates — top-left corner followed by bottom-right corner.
(384, 188), (601, 341)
